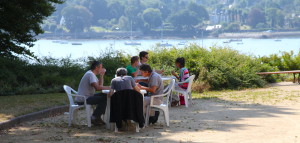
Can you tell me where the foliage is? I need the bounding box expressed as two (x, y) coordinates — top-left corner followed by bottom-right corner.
(260, 51), (300, 71)
(223, 23), (241, 32)
(266, 8), (285, 28)
(169, 10), (199, 31)
(0, 56), (85, 96)
(0, 0), (64, 58)
(87, 48), (130, 84)
(42, 0), (210, 33)
(61, 5), (93, 32)
(247, 8), (266, 28)
(142, 8), (162, 28)
(147, 44), (274, 90)
(35, 0), (300, 35)
(2, 44), (300, 95)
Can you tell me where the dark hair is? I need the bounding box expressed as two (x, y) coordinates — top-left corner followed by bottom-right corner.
(139, 64), (152, 73)
(116, 68), (127, 76)
(90, 61), (102, 70)
(139, 51), (149, 60)
(175, 57), (185, 67)
(131, 56), (139, 64)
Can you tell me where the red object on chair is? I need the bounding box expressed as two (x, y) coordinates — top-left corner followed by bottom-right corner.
(179, 95), (185, 105)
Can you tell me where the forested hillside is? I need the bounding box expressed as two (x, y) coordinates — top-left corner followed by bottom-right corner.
(42, 0), (300, 34)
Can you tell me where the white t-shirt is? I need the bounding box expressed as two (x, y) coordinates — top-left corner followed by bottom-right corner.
(75, 70), (98, 102)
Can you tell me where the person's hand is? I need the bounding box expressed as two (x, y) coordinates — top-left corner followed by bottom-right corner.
(161, 68), (165, 75)
(99, 68), (106, 76)
(171, 71), (176, 76)
(136, 83), (142, 88)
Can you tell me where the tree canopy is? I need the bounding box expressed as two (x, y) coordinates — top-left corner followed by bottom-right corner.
(0, 0), (63, 58)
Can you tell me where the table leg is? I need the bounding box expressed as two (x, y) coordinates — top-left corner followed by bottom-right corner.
(105, 98), (111, 129)
(293, 73), (296, 83)
(298, 73), (300, 84)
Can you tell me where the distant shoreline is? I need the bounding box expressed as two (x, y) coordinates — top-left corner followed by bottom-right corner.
(218, 31), (300, 39)
(38, 31), (300, 40)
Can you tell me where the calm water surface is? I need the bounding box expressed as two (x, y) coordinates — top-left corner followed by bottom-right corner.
(31, 38), (300, 59)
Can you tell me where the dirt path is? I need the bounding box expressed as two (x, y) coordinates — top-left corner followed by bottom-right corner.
(1, 82), (300, 143)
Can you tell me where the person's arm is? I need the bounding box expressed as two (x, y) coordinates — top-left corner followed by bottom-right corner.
(138, 84), (157, 94)
(172, 71), (180, 80)
(91, 75), (110, 90)
(132, 69), (139, 77)
(108, 89), (114, 97)
(135, 79), (148, 83)
(91, 82), (110, 90)
(133, 86), (141, 93)
(155, 69), (164, 74)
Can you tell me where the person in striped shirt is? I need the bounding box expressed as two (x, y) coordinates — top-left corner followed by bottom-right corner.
(171, 57), (190, 106)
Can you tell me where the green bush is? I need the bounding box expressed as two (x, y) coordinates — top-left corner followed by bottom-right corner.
(0, 56), (85, 96)
(0, 49), (130, 95)
(87, 48), (130, 85)
(2, 44), (298, 95)
(148, 44), (275, 90)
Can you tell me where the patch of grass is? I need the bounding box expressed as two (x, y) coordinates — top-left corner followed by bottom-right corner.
(0, 93), (67, 122)
(193, 86), (300, 105)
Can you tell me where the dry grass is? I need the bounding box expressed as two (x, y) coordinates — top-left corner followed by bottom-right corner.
(193, 84), (300, 105)
(0, 93), (68, 122)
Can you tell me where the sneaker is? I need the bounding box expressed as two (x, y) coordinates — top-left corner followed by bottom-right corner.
(149, 111), (160, 124)
(91, 117), (105, 126)
(171, 100), (179, 107)
(153, 111), (160, 124)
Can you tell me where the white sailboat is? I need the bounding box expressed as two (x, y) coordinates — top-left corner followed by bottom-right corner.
(71, 31), (82, 45)
(124, 21), (141, 46)
(159, 23), (173, 47)
(178, 41), (187, 45)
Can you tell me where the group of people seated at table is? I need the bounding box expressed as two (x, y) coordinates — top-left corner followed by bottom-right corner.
(75, 51), (190, 126)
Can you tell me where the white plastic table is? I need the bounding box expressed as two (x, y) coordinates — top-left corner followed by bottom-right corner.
(134, 76), (175, 81)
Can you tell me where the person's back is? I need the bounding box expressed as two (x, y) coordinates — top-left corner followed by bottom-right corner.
(126, 56), (140, 77)
(178, 67), (190, 89)
(111, 76), (136, 92)
(148, 72), (164, 95)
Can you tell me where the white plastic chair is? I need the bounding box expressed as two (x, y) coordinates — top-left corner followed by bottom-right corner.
(63, 85), (93, 127)
(145, 79), (175, 126)
(173, 75), (195, 108)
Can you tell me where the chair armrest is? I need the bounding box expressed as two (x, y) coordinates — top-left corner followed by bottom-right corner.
(150, 93), (167, 105)
(177, 79), (189, 84)
(70, 94), (86, 98)
(70, 94), (88, 104)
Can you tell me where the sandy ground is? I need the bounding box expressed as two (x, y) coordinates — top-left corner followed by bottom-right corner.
(1, 82), (300, 143)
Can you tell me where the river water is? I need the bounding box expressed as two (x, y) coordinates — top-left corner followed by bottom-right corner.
(31, 38), (300, 59)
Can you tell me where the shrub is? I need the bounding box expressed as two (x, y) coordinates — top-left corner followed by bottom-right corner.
(87, 48), (130, 85)
(0, 56), (85, 95)
(148, 44), (274, 91)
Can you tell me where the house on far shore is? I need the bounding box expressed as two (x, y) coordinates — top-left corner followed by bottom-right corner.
(206, 25), (222, 31)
